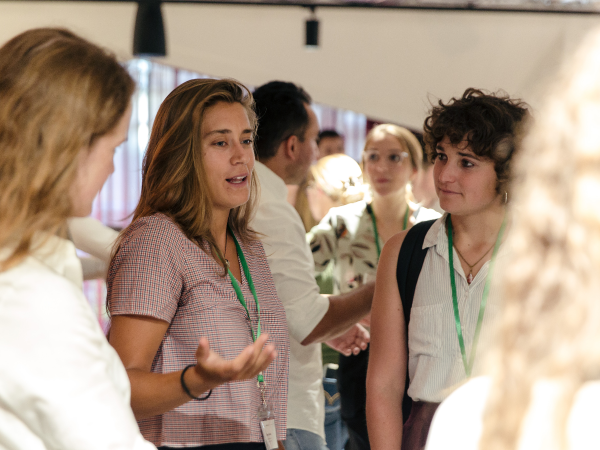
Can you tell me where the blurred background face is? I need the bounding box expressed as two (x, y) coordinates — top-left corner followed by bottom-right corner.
(318, 136), (344, 159)
(412, 163), (439, 210)
(71, 103), (132, 217)
(363, 132), (415, 197)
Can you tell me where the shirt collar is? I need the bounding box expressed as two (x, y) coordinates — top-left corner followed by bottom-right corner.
(424, 212), (509, 262)
(255, 161), (288, 201)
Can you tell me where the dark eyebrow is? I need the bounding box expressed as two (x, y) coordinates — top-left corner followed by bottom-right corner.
(458, 151), (480, 160)
(435, 145), (445, 151)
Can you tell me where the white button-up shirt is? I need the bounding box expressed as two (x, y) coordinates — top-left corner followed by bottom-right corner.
(252, 162), (330, 439)
(0, 235), (155, 450)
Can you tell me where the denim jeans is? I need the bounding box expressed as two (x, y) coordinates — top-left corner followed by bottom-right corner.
(323, 377), (348, 450)
(285, 428), (329, 450)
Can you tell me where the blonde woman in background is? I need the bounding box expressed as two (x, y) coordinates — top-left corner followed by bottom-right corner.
(308, 126), (440, 450)
(426, 28), (600, 450)
(0, 28), (155, 449)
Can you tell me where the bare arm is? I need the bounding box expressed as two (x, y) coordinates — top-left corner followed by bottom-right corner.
(301, 281), (375, 345)
(366, 231), (408, 449)
(109, 315), (276, 420)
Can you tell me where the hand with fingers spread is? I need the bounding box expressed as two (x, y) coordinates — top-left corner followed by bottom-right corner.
(326, 324), (370, 357)
(189, 334), (277, 394)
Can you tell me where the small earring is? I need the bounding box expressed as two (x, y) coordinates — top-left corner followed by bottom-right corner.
(504, 191), (508, 204)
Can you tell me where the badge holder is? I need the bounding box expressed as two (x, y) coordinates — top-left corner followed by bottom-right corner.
(257, 375), (278, 450)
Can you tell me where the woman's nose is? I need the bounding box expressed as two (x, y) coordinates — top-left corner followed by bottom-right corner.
(232, 141), (251, 164)
(437, 162), (455, 183)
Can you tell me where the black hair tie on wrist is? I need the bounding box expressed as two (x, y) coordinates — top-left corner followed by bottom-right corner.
(180, 364), (212, 401)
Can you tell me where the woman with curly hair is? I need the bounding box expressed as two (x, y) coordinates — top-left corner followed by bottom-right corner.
(309, 125), (439, 450)
(366, 89), (527, 450)
(426, 28), (600, 450)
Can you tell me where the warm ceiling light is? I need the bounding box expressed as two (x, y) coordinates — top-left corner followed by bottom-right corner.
(133, 0), (166, 57)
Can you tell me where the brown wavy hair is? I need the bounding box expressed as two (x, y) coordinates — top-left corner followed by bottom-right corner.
(423, 88), (528, 195)
(123, 78), (259, 267)
(480, 29), (600, 450)
(0, 28), (134, 271)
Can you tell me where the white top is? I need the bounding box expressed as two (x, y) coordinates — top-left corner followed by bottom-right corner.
(252, 162), (330, 438)
(408, 214), (506, 403)
(68, 217), (119, 261)
(426, 376), (600, 450)
(68, 217), (120, 280)
(307, 200), (440, 294)
(0, 236), (154, 450)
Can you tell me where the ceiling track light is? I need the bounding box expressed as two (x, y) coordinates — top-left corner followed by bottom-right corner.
(133, 0), (166, 57)
(305, 6), (319, 49)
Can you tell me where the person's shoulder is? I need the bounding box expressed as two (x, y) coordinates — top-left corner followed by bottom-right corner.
(0, 257), (82, 315)
(122, 213), (187, 248)
(571, 381), (600, 418)
(328, 200), (367, 219)
(415, 205), (443, 223)
(426, 377), (491, 450)
(568, 381), (600, 449)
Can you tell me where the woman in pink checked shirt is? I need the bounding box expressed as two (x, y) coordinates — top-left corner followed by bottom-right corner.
(107, 78), (290, 450)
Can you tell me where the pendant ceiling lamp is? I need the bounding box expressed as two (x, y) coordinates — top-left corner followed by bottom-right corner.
(305, 6), (319, 49)
(133, 0), (166, 57)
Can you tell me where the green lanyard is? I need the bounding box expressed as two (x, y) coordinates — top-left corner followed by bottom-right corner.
(226, 230), (263, 383)
(446, 214), (506, 377)
(367, 203), (409, 259)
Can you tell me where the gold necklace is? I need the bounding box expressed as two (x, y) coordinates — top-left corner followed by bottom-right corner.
(452, 237), (496, 284)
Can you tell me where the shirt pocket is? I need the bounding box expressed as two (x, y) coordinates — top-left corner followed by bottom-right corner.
(408, 303), (444, 358)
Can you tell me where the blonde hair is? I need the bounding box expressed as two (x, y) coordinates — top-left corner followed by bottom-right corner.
(480, 28), (600, 450)
(309, 153), (365, 205)
(362, 124), (423, 172)
(0, 28), (134, 271)
(122, 78), (259, 268)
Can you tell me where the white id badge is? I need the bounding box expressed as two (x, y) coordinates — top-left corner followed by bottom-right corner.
(258, 397), (278, 450)
(260, 419), (278, 450)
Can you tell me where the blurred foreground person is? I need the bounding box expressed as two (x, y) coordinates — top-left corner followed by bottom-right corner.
(427, 28), (600, 450)
(107, 78), (288, 450)
(0, 28), (155, 449)
(367, 89), (527, 450)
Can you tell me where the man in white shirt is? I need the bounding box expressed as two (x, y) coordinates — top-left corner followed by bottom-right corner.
(251, 81), (374, 449)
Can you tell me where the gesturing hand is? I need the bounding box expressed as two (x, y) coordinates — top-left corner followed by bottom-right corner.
(192, 334), (277, 392)
(326, 324), (370, 357)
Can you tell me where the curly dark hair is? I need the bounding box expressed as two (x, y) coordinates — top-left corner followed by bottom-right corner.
(423, 88), (528, 193)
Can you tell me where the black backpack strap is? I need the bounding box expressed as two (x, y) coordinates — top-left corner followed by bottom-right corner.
(395, 218), (436, 423)
(396, 219), (436, 323)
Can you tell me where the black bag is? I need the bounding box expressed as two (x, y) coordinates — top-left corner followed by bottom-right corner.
(395, 219), (436, 423)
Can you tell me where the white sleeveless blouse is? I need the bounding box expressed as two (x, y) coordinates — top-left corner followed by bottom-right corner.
(407, 214), (507, 403)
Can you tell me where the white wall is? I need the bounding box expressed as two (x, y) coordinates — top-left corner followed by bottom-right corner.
(1, 1), (599, 128)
